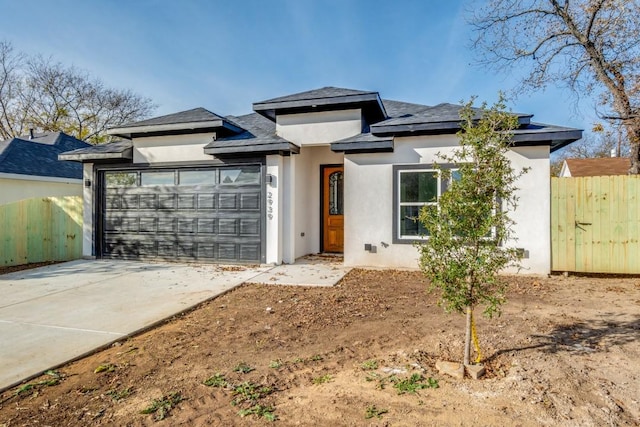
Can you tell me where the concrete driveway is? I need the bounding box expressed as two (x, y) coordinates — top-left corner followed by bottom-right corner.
(0, 258), (350, 392)
(0, 260), (272, 391)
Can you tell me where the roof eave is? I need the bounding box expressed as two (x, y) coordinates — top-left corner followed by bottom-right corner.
(58, 148), (133, 163)
(204, 142), (300, 156)
(107, 119), (244, 139)
(331, 139), (394, 154)
(253, 93), (387, 123)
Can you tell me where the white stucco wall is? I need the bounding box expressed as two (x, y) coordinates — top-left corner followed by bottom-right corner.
(276, 109), (362, 146)
(293, 146), (343, 258)
(132, 133), (216, 163)
(266, 155), (284, 264)
(343, 135), (552, 274)
(82, 163), (94, 258)
(0, 174), (83, 205)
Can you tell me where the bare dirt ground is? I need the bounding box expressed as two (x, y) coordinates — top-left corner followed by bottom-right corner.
(0, 268), (639, 426)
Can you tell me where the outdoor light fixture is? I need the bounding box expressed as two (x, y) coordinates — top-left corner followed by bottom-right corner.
(84, 179), (92, 188)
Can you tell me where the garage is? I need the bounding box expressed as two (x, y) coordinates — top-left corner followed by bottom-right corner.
(99, 164), (264, 263)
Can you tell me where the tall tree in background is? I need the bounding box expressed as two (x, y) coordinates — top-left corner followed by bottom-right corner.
(0, 40), (154, 143)
(471, 0), (640, 173)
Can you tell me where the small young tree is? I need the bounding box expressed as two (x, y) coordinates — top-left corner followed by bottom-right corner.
(417, 96), (527, 366)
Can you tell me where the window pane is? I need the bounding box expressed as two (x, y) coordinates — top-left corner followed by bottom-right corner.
(105, 172), (137, 187)
(400, 205), (430, 237)
(179, 170), (216, 185)
(329, 171), (343, 215)
(400, 171), (437, 203)
(220, 166), (260, 185)
(141, 171), (174, 186)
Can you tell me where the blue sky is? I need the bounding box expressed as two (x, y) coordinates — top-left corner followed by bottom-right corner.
(1, 0), (594, 144)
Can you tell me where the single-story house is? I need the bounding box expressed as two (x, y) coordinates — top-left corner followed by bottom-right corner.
(0, 131), (91, 205)
(559, 157), (630, 177)
(59, 87), (581, 274)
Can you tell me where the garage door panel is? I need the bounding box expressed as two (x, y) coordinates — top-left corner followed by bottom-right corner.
(240, 193), (261, 210)
(197, 194), (215, 209)
(101, 165), (263, 263)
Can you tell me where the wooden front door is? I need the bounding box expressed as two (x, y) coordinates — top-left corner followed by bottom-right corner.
(322, 165), (344, 253)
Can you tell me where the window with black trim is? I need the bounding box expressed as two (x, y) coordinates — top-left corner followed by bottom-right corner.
(393, 164), (459, 243)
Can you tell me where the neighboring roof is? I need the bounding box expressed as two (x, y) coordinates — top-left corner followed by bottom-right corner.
(0, 132), (90, 179)
(253, 86), (387, 123)
(561, 157), (630, 177)
(58, 140), (133, 163)
(108, 107), (246, 139)
(204, 112), (299, 156)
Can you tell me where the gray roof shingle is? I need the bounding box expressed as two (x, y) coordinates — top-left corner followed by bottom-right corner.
(255, 87), (378, 105)
(58, 140), (133, 162)
(0, 132), (91, 179)
(119, 107), (227, 128)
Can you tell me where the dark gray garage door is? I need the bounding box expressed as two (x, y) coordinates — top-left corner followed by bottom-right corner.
(100, 165), (263, 263)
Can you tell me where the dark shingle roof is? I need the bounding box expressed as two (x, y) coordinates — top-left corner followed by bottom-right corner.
(58, 140), (133, 163)
(119, 107), (226, 128)
(0, 132), (91, 179)
(253, 86), (387, 123)
(204, 113), (299, 156)
(108, 108), (245, 139)
(255, 87), (378, 105)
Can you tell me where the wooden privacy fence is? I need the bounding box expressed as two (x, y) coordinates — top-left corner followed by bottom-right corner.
(0, 196), (83, 267)
(551, 176), (640, 274)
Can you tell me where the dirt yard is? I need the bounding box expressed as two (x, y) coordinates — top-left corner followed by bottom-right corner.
(0, 268), (638, 426)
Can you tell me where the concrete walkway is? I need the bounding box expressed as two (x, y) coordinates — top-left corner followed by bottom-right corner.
(0, 258), (350, 391)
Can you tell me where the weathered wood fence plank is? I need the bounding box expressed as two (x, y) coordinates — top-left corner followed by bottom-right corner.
(551, 176), (640, 274)
(0, 196), (82, 267)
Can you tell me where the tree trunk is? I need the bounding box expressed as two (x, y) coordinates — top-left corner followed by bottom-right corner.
(464, 306), (472, 366)
(627, 124), (640, 174)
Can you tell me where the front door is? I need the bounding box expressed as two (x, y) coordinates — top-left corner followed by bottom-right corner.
(322, 165), (344, 253)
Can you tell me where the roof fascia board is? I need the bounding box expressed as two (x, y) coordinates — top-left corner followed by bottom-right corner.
(107, 119), (223, 135)
(331, 139), (394, 153)
(204, 142), (300, 156)
(58, 149), (133, 163)
(253, 93), (379, 112)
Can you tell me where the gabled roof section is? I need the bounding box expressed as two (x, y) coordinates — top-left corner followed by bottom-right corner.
(107, 107), (246, 139)
(204, 112), (299, 156)
(0, 132), (90, 179)
(58, 140), (133, 163)
(562, 157), (630, 177)
(253, 86), (387, 123)
(371, 103), (533, 135)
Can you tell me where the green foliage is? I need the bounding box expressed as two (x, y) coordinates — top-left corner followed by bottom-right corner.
(231, 382), (274, 406)
(360, 359), (379, 371)
(418, 95), (527, 364)
(238, 404), (277, 421)
(106, 386), (133, 401)
(14, 370), (62, 396)
(268, 359), (283, 369)
(203, 373), (228, 388)
(232, 362), (255, 374)
(311, 374), (333, 385)
(418, 95), (526, 318)
(140, 391), (184, 421)
(391, 374), (439, 394)
(365, 405), (389, 419)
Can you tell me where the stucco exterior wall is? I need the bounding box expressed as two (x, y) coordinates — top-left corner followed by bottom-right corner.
(82, 163), (94, 258)
(132, 133), (216, 164)
(0, 175), (83, 205)
(276, 109), (362, 146)
(293, 146), (343, 258)
(344, 135), (552, 274)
